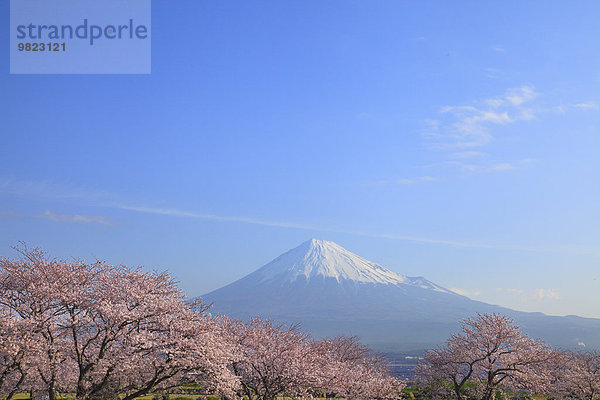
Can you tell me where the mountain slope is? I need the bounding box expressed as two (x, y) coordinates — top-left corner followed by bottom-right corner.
(202, 239), (600, 352)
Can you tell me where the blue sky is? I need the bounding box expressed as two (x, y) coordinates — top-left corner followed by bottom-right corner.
(1, 1), (599, 318)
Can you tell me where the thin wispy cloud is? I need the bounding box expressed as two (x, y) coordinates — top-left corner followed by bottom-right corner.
(116, 204), (318, 230)
(40, 210), (112, 226)
(335, 176), (437, 187)
(484, 68), (503, 80)
(450, 287), (481, 297)
(425, 85), (539, 150)
(532, 288), (561, 301)
(449, 151), (487, 159)
(396, 176), (437, 185)
(421, 158), (536, 174)
(118, 203), (503, 248)
(501, 86), (538, 107)
(451, 161), (514, 172)
(573, 102), (598, 110)
(2, 178), (598, 256)
(375, 176), (437, 186)
(425, 87), (596, 157)
(116, 203), (597, 255)
(417, 85), (584, 175)
(496, 287), (561, 302)
(116, 204), (479, 247)
(553, 101), (599, 114)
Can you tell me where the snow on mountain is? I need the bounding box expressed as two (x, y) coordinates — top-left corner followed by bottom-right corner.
(202, 239), (600, 352)
(249, 238), (454, 294)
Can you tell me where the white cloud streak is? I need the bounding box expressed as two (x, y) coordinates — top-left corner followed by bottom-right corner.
(531, 288), (561, 301)
(116, 204), (484, 247)
(2, 178), (598, 256)
(115, 204), (597, 255)
(497, 287), (562, 302)
(573, 102), (598, 110)
(450, 287), (481, 297)
(341, 176), (438, 187)
(449, 151), (487, 159)
(422, 158), (536, 174)
(398, 176), (437, 184)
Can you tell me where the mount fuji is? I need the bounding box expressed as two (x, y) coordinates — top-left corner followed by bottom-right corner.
(202, 239), (600, 352)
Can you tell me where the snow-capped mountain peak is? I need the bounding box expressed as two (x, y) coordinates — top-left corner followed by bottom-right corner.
(250, 239), (452, 293)
(255, 238), (406, 285)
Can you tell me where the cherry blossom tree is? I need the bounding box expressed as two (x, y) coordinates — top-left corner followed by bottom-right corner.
(62, 265), (237, 400)
(415, 313), (553, 400)
(0, 245), (236, 400)
(221, 317), (402, 400)
(0, 312), (36, 400)
(222, 317), (323, 400)
(0, 245), (78, 400)
(550, 350), (600, 400)
(315, 336), (403, 400)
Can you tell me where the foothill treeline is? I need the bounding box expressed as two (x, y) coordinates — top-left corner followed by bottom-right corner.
(0, 246), (598, 400)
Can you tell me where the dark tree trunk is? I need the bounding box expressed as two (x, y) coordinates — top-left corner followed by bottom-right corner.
(48, 379), (57, 400)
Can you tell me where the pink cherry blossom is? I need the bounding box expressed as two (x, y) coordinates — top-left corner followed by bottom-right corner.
(416, 313), (554, 400)
(0, 245), (236, 400)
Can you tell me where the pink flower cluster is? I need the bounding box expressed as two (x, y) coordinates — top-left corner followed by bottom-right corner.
(221, 318), (403, 400)
(415, 313), (600, 400)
